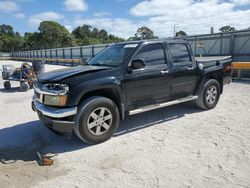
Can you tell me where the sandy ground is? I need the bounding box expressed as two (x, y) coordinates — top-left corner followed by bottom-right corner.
(0, 60), (250, 188)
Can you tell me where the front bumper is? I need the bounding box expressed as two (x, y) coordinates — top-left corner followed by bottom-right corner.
(32, 96), (77, 134)
(33, 98), (77, 118)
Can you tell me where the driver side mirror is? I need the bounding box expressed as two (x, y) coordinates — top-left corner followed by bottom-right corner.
(129, 58), (146, 70)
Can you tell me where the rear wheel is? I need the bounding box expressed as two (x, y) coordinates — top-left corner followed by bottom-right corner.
(196, 79), (221, 110)
(20, 82), (30, 92)
(74, 96), (120, 144)
(4, 81), (11, 90)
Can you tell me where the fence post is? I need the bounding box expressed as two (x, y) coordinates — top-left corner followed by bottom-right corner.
(92, 46), (95, 57)
(237, 70), (241, 79)
(80, 47), (83, 58)
(220, 33), (223, 56)
(194, 36), (197, 56)
(56, 49), (58, 65)
(63, 48), (65, 59)
(230, 34), (235, 61)
(50, 49), (52, 59)
(70, 48), (73, 59)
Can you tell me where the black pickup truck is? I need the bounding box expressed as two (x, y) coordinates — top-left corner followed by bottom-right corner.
(32, 39), (232, 144)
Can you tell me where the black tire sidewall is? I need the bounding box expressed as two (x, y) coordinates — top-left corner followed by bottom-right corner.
(4, 81), (11, 90)
(20, 82), (29, 92)
(202, 79), (220, 109)
(76, 97), (119, 144)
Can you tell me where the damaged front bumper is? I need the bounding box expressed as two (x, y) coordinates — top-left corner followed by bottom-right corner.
(32, 96), (77, 134)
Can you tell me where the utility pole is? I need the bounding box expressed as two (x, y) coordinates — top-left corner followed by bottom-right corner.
(210, 27), (214, 34)
(173, 24), (177, 37)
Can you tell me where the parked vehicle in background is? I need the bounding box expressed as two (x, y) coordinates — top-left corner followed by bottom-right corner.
(1, 61), (44, 91)
(32, 39), (232, 144)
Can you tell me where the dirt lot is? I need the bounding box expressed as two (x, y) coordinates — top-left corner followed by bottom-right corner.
(0, 60), (250, 188)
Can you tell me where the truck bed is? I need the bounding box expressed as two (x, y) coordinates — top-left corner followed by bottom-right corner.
(196, 56), (231, 62)
(196, 56), (232, 68)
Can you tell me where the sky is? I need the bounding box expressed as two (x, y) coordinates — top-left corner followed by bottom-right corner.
(0, 0), (250, 39)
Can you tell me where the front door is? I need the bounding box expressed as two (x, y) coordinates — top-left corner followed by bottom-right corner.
(122, 43), (172, 109)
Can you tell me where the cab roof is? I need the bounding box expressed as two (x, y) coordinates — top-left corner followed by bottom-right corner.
(114, 38), (187, 46)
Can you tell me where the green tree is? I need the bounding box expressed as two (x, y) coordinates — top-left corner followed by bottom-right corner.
(63, 34), (76, 47)
(175, 30), (187, 37)
(92, 28), (99, 38)
(0, 22), (125, 52)
(38, 21), (74, 48)
(72, 25), (92, 39)
(219, 26), (236, 33)
(72, 24), (124, 45)
(129, 26), (158, 41)
(22, 32), (42, 50)
(0, 24), (22, 52)
(0, 24), (15, 36)
(73, 25), (100, 45)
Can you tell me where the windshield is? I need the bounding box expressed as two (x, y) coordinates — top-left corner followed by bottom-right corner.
(87, 44), (137, 67)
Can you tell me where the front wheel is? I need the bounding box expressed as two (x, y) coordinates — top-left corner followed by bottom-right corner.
(74, 96), (120, 144)
(4, 81), (11, 90)
(196, 79), (221, 110)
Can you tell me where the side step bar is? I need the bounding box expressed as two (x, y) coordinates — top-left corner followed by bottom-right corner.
(128, 95), (198, 116)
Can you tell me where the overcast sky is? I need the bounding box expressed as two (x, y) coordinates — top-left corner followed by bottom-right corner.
(0, 0), (250, 39)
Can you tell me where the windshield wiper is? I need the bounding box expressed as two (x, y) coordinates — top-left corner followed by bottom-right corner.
(90, 62), (116, 67)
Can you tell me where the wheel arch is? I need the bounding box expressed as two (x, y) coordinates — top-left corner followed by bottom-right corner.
(196, 72), (223, 95)
(78, 86), (125, 120)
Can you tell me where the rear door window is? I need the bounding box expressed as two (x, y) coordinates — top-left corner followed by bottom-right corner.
(169, 43), (192, 66)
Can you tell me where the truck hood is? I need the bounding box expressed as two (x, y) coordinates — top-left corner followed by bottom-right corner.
(38, 65), (111, 83)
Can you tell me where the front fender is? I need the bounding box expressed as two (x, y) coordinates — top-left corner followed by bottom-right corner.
(67, 76), (123, 106)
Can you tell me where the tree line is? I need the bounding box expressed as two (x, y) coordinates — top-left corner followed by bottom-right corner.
(0, 21), (126, 52)
(0, 21), (159, 52)
(0, 20), (243, 52)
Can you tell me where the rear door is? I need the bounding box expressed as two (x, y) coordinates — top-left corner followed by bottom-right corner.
(168, 43), (197, 98)
(123, 43), (172, 109)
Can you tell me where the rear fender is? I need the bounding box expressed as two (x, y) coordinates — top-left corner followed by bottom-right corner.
(195, 71), (223, 95)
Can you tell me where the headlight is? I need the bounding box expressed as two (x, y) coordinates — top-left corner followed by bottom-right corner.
(44, 95), (68, 106)
(41, 83), (69, 106)
(42, 83), (69, 95)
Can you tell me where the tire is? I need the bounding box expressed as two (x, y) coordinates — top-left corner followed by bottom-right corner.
(20, 82), (30, 92)
(196, 79), (221, 110)
(74, 96), (120, 144)
(4, 81), (11, 90)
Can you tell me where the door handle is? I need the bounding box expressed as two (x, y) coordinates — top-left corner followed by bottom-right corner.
(161, 70), (173, 78)
(188, 67), (194, 71)
(160, 70), (169, 75)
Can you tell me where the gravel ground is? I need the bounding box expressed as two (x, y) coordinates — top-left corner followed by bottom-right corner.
(0, 60), (250, 188)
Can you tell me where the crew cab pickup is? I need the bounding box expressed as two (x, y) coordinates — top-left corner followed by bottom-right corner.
(32, 39), (232, 144)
